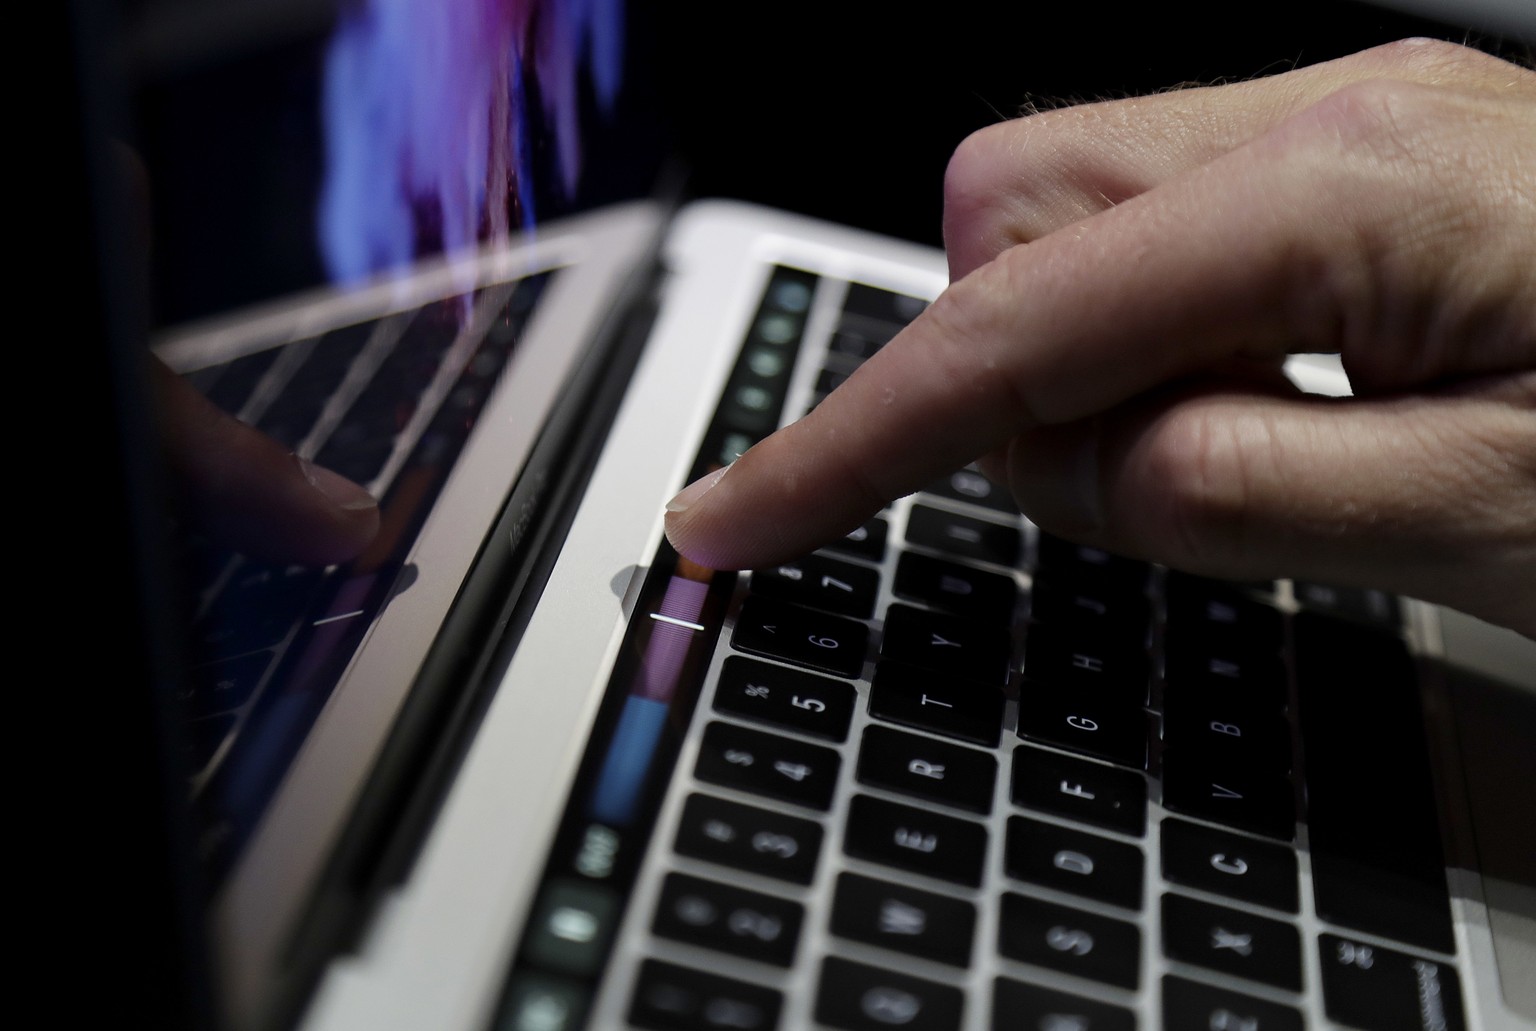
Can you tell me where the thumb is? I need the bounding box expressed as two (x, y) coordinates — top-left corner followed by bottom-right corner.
(1000, 375), (1536, 636)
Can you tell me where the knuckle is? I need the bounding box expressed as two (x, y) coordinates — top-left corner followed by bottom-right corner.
(1301, 78), (1435, 151)
(1364, 37), (1531, 89)
(1274, 75), (1534, 384)
(1456, 383), (1536, 520)
(1129, 404), (1259, 570)
(1371, 37), (1482, 75)
(944, 103), (1134, 255)
(943, 128), (1054, 268)
(943, 124), (1014, 209)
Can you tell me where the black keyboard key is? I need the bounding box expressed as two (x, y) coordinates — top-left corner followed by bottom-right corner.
(1016, 680), (1148, 769)
(905, 504), (1022, 566)
(922, 467), (1019, 514)
(893, 552), (1018, 622)
(816, 366), (853, 396)
(857, 725), (997, 814)
(764, 273), (814, 316)
(1029, 573), (1150, 644)
(1034, 534), (1149, 593)
(1162, 638), (1289, 719)
(827, 328), (886, 363)
(1162, 976), (1302, 1031)
(830, 872), (977, 968)
(1023, 625), (1149, 704)
(1161, 893), (1302, 991)
(1004, 817), (1144, 910)
(732, 597), (869, 678)
(695, 722), (840, 811)
(194, 563), (322, 659)
(713, 657), (855, 741)
(652, 873), (803, 967)
(1162, 633), (1288, 708)
(815, 956), (963, 1031)
(1160, 690), (1291, 771)
(750, 553), (879, 618)
(674, 794), (822, 885)
(845, 794), (988, 887)
(1294, 580), (1402, 629)
(522, 880), (620, 977)
(498, 972), (589, 1031)
(1165, 575), (1284, 654)
(181, 652), (266, 718)
(869, 661), (1006, 747)
(1011, 746), (1147, 835)
(304, 319), (375, 378)
(997, 893), (1141, 990)
(629, 959), (782, 1031)
(1319, 934), (1465, 1031)
(1294, 612), (1455, 953)
(880, 605), (1011, 684)
(1161, 750), (1294, 840)
(823, 517), (888, 563)
(992, 979), (1134, 1031)
(256, 324), (373, 447)
(842, 283), (927, 326)
(1159, 818), (1298, 912)
(317, 438), (394, 486)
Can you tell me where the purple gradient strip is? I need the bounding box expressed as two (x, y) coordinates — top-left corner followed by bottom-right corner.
(632, 575), (711, 703)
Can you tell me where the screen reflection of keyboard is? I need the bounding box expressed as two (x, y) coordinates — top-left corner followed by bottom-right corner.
(171, 273), (548, 872)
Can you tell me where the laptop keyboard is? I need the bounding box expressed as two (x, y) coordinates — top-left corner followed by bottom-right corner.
(497, 270), (1467, 1031)
(172, 272), (550, 876)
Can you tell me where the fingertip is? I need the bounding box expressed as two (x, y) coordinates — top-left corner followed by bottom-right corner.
(291, 454), (382, 562)
(1002, 419), (1106, 538)
(661, 438), (860, 571)
(663, 473), (779, 571)
(662, 464), (729, 563)
(243, 457), (381, 565)
(665, 465), (730, 516)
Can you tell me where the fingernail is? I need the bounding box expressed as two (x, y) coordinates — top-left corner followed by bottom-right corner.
(666, 465), (729, 514)
(298, 456), (378, 512)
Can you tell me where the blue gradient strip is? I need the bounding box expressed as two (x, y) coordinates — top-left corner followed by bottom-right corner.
(587, 697), (669, 827)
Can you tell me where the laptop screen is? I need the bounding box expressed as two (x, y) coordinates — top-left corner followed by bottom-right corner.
(96, 2), (666, 1026)
(129, 0), (647, 327)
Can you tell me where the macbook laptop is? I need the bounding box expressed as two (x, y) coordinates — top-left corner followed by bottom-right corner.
(70, 0), (1536, 1029)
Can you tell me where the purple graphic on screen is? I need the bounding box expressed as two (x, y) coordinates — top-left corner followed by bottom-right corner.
(319, 0), (624, 283)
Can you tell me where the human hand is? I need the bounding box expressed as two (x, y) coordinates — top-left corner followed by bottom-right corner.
(665, 39), (1536, 636)
(154, 357), (380, 565)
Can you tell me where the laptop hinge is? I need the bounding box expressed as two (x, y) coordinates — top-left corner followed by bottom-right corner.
(267, 252), (666, 1031)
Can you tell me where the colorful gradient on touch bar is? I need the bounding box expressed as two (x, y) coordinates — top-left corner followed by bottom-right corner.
(589, 559), (717, 827)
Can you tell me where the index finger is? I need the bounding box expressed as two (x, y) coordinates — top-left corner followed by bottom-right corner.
(661, 81), (1460, 569)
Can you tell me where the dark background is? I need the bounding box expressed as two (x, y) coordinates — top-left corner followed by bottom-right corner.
(644, 0), (1519, 246)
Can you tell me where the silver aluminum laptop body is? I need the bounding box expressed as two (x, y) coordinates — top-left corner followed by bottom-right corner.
(275, 202), (1536, 1031)
(154, 203), (665, 1028)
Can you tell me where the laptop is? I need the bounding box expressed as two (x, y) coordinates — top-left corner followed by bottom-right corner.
(67, 0), (1536, 1029)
